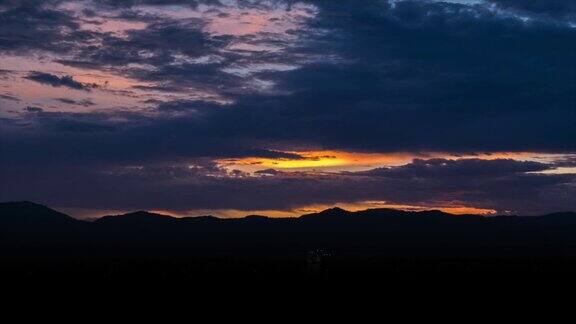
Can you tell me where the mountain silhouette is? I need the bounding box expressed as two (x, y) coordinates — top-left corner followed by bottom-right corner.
(96, 211), (180, 226)
(1, 201), (575, 253)
(2, 201), (576, 278)
(0, 201), (77, 227)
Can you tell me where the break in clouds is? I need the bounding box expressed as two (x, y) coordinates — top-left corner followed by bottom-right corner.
(0, 0), (575, 216)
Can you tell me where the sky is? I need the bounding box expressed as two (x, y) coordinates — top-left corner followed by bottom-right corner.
(0, 0), (575, 218)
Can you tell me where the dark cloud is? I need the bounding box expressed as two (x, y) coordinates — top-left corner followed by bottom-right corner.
(0, 2), (83, 53)
(90, 0), (204, 8)
(55, 98), (96, 106)
(238, 0), (575, 152)
(25, 106), (44, 112)
(356, 158), (552, 178)
(25, 72), (99, 91)
(53, 7), (304, 96)
(1, 158), (574, 216)
(0, 69), (14, 79)
(4, 1), (576, 154)
(254, 168), (285, 176)
(0, 109), (306, 166)
(1, 0), (575, 163)
(489, 0), (576, 21)
(0, 94), (20, 102)
(1, 0), (575, 215)
(552, 156), (576, 168)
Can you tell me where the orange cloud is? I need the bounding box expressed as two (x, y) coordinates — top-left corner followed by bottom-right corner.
(218, 150), (546, 173)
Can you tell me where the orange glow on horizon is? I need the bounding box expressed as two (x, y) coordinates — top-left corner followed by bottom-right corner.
(147, 201), (497, 219)
(220, 151), (422, 172)
(292, 201), (497, 216)
(219, 150), (545, 173)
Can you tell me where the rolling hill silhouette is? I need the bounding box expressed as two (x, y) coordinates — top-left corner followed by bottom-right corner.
(0, 201), (77, 227)
(2, 201), (576, 278)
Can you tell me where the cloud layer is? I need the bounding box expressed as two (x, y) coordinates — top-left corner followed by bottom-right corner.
(0, 0), (574, 216)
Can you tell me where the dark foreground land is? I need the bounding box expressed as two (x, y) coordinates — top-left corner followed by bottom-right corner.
(2, 201), (576, 284)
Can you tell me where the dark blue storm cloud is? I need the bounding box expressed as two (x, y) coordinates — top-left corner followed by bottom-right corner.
(25, 72), (99, 91)
(0, 0), (575, 214)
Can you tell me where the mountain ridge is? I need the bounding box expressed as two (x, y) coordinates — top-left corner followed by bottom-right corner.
(0, 201), (78, 226)
(2, 201), (576, 259)
(2, 201), (575, 222)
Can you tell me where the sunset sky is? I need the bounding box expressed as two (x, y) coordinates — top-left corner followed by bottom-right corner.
(1, 0), (575, 218)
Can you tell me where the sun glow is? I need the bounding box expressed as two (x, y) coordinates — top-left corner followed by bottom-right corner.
(220, 151), (420, 172)
(141, 201), (497, 219)
(294, 201), (497, 216)
(219, 150), (551, 173)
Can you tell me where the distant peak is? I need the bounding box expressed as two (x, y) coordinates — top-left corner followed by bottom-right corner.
(320, 207), (348, 214)
(0, 201), (76, 223)
(110, 210), (177, 219)
(416, 210), (452, 216)
(124, 210), (161, 217)
(95, 210), (176, 223)
(0, 201), (63, 214)
(301, 207), (351, 219)
(244, 215), (270, 219)
(1, 201), (46, 208)
(544, 211), (576, 217)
